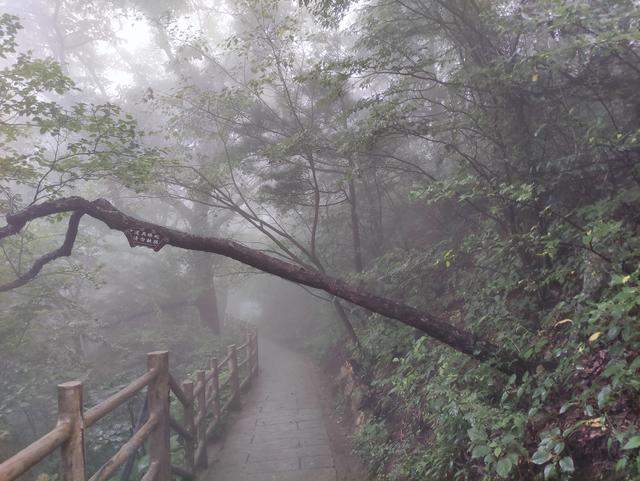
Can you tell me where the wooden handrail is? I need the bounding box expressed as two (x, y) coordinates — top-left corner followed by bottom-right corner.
(193, 411), (205, 429)
(205, 417), (220, 440)
(169, 374), (189, 406)
(228, 345), (240, 409)
(141, 462), (159, 481)
(0, 330), (259, 481)
(217, 351), (232, 369)
(206, 366), (218, 383)
(169, 416), (192, 441)
(240, 373), (252, 391)
(218, 375), (231, 388)
(209, 358), (220, 426)
(0, 423), (71, 481)
(119, 397), (148, 481)
(147, 351), (170, 481)
(195, 370), (207, 469)
(89, 412), (159, 481)
(181, 381), (195, 472)
(85, 368), (158, 427)
(192, 378), (205, 398)
(220, 395), (236, 416)
(59, 381), (84, 481)
(205, 388), (218, 410)
(194, 443), (207, 471)
(238, 357), (249, 369)
(171, 464), (194, 479)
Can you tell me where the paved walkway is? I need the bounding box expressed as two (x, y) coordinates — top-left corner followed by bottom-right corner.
(202, 338), (338, 481)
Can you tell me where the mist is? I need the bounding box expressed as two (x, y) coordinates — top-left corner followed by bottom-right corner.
(1, 1), (640, 480)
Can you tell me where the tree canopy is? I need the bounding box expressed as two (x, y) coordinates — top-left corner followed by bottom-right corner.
(1, 1), (640, 479)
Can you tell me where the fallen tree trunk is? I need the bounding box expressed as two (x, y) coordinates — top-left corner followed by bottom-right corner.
(0, 196), (534, 375)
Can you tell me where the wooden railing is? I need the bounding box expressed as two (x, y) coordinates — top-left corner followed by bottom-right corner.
(0, 330), (259, 481)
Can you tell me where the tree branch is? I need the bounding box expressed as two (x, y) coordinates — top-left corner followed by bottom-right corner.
(0, 196), (538, 375)
(0, 210), (84, 292)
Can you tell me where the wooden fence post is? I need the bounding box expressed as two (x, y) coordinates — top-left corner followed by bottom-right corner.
(253, 330), (259, 375)
(211, 358), (220, 420)
(246, 333), (253, 386)
(228, 345), (239, 408)
(195, 370), (207, 469)
(58, 381), (85, 481)
(181, 380), (195, 473)
(147, 351), (170, 481)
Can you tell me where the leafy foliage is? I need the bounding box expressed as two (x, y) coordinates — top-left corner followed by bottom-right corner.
(2, 0), (640, 479)
(296, 0), (640, 479)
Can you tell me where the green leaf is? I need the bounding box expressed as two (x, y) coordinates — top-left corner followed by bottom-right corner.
(467, 427), (486, 442)
(559, 456), (575, 473)
(559, 402), (573, 414)
(597, 385), (612, 409)
(615, 457), (628, 471)
(496, 457), (513, 478)
(532, 448), (552, 465)
(544, 463), (558, 479)
(553, 441), (565, 455)
(622, 436), (640, 450)
(471, 445), (490, 459)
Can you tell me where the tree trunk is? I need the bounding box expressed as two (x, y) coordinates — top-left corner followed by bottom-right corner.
(0, 197), (542, 375)
(187, 195), (225, 333)
(195, 286), (221, 333)
(333, 298), (360, 347)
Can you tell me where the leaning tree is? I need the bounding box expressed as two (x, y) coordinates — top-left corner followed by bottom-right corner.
(0, 195), (541, 375)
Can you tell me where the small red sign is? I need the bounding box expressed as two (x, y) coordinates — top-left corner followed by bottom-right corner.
(124, 228), (167, 252)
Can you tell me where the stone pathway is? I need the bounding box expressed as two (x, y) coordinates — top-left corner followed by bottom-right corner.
(202, 338), (338, 481)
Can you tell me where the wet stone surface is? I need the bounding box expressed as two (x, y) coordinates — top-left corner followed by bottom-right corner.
(203, 338), (338, 481)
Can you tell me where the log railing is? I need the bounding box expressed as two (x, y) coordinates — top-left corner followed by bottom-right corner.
(0, 330), (259, 481)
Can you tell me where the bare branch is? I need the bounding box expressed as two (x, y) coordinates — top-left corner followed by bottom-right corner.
(0, 210), (84, 292)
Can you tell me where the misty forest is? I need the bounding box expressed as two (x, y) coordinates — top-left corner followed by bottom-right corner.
(1, 0), (640, 480)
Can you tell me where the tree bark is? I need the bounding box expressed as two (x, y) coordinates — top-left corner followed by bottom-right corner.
(0, 197), (536, 375)
(195, 286), (221, 333)
(332, 298), (360, 347)
(185, 194), (225, 333)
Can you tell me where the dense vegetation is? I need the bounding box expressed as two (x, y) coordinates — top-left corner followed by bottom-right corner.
(1, 0), (639, 480)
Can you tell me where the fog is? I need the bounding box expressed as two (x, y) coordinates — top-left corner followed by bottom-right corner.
(2, 1), (639, 480)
